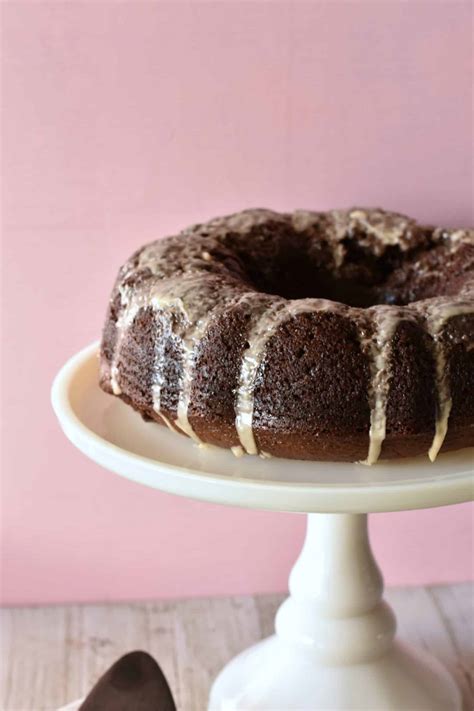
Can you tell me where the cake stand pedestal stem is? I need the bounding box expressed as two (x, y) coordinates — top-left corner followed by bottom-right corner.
(209, 512), (461, 710)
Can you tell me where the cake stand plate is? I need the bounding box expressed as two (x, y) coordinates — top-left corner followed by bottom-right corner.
(52, 343), (473, 710)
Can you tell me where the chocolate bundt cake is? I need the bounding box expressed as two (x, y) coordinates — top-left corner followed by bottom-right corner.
(100, 208), (474, 464)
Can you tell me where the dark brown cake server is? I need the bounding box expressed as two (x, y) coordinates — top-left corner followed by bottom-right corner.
(79, 651), (176, 711)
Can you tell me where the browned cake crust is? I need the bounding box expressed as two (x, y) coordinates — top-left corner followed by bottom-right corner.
(99, 208), (474, 463)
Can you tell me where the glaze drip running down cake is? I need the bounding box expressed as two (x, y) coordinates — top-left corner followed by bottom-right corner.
(100, 208), (474, 464)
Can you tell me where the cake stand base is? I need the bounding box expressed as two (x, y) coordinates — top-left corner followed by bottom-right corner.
(209, 639), (460, 711)
(209, 514), (461, 711)
(209, 640), (459, 711)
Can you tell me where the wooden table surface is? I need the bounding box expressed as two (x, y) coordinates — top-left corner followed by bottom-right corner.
(1, 582), (472, 711)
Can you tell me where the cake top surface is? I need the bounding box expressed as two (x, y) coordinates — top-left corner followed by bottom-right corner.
(115, 207), (473, 320)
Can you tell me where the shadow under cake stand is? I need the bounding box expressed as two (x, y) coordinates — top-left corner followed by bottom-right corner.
(52, 342), (473, 711)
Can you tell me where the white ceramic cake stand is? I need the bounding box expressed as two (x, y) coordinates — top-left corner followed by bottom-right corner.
(52, 342), (473, 711)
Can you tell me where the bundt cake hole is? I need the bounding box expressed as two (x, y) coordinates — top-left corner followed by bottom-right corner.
(238, 257), (399, 308)
(231, 242), (463, 308)
(217, 221), (469, 308)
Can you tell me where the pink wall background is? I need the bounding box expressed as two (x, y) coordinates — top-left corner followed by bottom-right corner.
(1, 1), (473, 605)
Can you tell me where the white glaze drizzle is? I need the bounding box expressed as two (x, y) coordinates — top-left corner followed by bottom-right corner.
(150, 310), (181, 433)
(344, 209), (414, 249)
(109, 285), (143, 395)
(174, 290), (256, 443)
(174, 311), (215, 444)
(432, 227), (474, 249)
(110, 272), (216, 437)
(235, 298), (335, 455)
(110, 281), (190, 433)
(422, 299), (474, 461)
(361, 307), (410, 465)
(156, 410), (177, 432)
